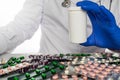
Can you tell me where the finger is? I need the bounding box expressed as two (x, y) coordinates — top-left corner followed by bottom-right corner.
(87, 11), (100, 31)
(80, 34), (95, 46)
(76, 1), (101, 13)
(87, 12), (97, 25)
(99, 6), (116, 22)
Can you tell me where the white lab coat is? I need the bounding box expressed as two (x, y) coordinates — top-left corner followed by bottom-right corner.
(0, 0), (119, 54)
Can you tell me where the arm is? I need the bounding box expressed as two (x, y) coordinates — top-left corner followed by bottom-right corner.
(0, 0), (43, 54)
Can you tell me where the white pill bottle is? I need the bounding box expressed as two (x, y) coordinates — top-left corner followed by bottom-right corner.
(68, 7), (87, 43)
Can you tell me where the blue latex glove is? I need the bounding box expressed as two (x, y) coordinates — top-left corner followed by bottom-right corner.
(76, 1), (120, 50)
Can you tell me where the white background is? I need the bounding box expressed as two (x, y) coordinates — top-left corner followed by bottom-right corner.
(0, 0), (41, 53)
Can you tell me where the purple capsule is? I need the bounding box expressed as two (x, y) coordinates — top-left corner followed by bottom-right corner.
(29, 55), (34, 59)
(35, 64), (38, 69)
(34, 59), (37, 63)
(36, 55), (39, 59)
(39, 55), (42, 58)
(30, 59), (34, 63)
(44, 61), (49, 65)
(23, 67), (30, 73)
(39, 62), (42, 65)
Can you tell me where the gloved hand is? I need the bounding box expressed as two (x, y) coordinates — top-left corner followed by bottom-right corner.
(76, 1), (120, 50)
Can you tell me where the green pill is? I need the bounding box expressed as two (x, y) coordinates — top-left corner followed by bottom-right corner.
(10, 63), (15, 66)
(13, 76), (19, 80)
(85, 54), (90, 56)
(41, 73), (46, 79)
(81, 53), (85, 56)
(66, 54), (70, 56)
(59, 54), (64, 57)
(71, 54), (76, 56)
(59, 65), (65, 70)
(25, 73), (30, 78)
(11, 57), (17, 61)
(16, 59), (21, 63)
(19, 56), (25, 60)
(8, 61), (12, 65)
(35, 69), (41, 74)
(30, 77), (35, 80)
(52, 61), (58, 66)
(76, 54), (81, 56)
(3, 64), (8, 68)
(51, 69), (56, 74)
(44, 66), (49, 70)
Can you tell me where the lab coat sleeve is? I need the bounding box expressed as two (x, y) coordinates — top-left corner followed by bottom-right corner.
(0, 0), (43, 54)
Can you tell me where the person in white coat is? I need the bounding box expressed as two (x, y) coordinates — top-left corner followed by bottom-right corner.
(0, 0), (120, 54)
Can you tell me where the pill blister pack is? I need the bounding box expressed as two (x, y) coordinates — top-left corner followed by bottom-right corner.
(0, 52), (119, 80)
